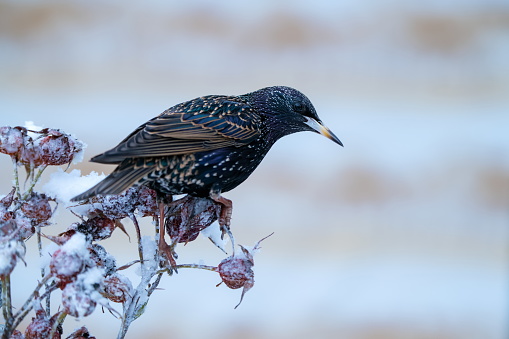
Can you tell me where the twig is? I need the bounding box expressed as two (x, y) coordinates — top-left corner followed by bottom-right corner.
(21, 165), (47, 201)
(130, 214), (144, 264)
(147, 273), (163, 297)
(48, 311), (66, 339)
(11, 158), (21, 200)
(11, 275), (54, 331)
(1, 276), (13, 339)
(35, 226), (51, 314)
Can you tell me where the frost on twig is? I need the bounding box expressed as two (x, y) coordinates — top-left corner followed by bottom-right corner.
(0, 123), (271, 338)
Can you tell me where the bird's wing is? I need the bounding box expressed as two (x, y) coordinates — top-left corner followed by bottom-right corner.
(91, 96), (261, 164)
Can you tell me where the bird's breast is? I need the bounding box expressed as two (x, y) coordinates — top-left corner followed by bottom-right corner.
(149, 143), (271, 197)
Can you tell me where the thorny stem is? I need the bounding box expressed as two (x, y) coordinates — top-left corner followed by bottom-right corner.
(1, 276), (13, 339)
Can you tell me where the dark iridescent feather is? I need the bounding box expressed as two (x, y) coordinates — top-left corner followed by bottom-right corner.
(72, 86), (342, 202)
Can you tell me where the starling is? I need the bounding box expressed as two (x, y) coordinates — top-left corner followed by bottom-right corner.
(72, 86), (342, 244)
(72, 86), (341, 201)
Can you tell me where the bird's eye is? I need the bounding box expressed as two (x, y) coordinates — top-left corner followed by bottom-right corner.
(292, 101), (305, 113)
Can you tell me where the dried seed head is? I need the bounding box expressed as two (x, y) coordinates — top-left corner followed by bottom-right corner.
(0, 126), (25, 156)
(135, 186), (158, 217)
(165, 196), (220, 243)
(38, 129), (84, 166)
(14, 211), (35, 240)
(88, 243), (116, 275)
(49, 233), (90, 286)
(78, 215), (116, 241)
(216, 234), (272, 308)
(98, 188), (137, 219)
(24, 301), (62, 339)
(49, 248), (84, 286)
(19, 141), (43, 167)
(217, 254), (254, 290)
(66, 327), (96, 339)
(0, 239), (25, 278)
(8, 329), (24, 339)
(61, 281), (97, 318)
(21, 193), (52, 224)
(101, 273), (133, 303)
(0, 219), (17, 237)
(0, 187), (15, 209)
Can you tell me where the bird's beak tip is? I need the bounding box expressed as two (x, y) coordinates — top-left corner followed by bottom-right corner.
(304, 117), (343, 148)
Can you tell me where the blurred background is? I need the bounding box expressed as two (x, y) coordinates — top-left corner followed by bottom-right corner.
(1, 0), (508, 338)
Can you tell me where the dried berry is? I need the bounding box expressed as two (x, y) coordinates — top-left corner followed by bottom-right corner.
(61, 281), (97, 318)
(135, 186), (158, 217)
(0, 187), (16, 209)
(9, 329), (24, 339)
(50, 248), (84, 286)
(66, 327), (96, 339)
(77, 215), (116, 241)
(21, 193), (52, 224)
(88, 243), (116, 275)
(0, 126), (25, 156)
(24, 301), (62, 339)
(14, 211), (35, 240)
(165, 196), (221, 243)
(101, 273), (133, 303)
(49, 233), (90, 286)
(216, 234), (272, 308)
(0, 219), (17, 237)
(0, 239), (25, 278)
(99, 189), (137, 219)
(217, 252), (254, 290)
(38, 131), (78, 166)
(19, 141), (43, 167)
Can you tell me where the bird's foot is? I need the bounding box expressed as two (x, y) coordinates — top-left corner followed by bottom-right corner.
(210, 194), (233, 229)
(158, 237), (178, 274)
(210, 193), (235, 254)
(158, 201), (178, 274)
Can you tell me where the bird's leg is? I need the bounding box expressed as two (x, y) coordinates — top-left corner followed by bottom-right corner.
(157, 200), (177, 272)
(210, 187), (235, 254)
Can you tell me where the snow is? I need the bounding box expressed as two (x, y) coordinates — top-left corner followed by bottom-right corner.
(61, 232), (89, 258)
(140, 236), (158, 272)
(40, 242), (60, 270)
(70, 136), (87, 164)
(0, 239), (25, 277)
(80, 266), (105, 292)
(24, 121), (43, 138)
(200, 221), (229, 253)
(42, 169), (105, 210)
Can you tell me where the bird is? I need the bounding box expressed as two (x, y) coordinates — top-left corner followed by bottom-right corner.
(71, 86), (342, 261)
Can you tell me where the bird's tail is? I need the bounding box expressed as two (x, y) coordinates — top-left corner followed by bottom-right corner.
(71, 159), (154, 201)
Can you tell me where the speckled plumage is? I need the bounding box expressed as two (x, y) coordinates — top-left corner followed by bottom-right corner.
(71, 86), (342, 202)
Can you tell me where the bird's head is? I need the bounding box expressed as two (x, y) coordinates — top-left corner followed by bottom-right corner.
(245, 86), (343, 146)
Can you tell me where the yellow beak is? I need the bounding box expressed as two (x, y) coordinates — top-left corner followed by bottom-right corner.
(304, 117), (343, 147)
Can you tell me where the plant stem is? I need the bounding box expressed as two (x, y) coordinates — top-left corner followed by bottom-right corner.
(173, 263), (218, 272)
(35, 227), (51, 314)
(22, 165), (47, 200)
(11, 274), (53, 331)
(48, 311), (67, 339)
(11, 158), (21, 200)
(130, 215), (144, 264)
(1, 276), (13, 339)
